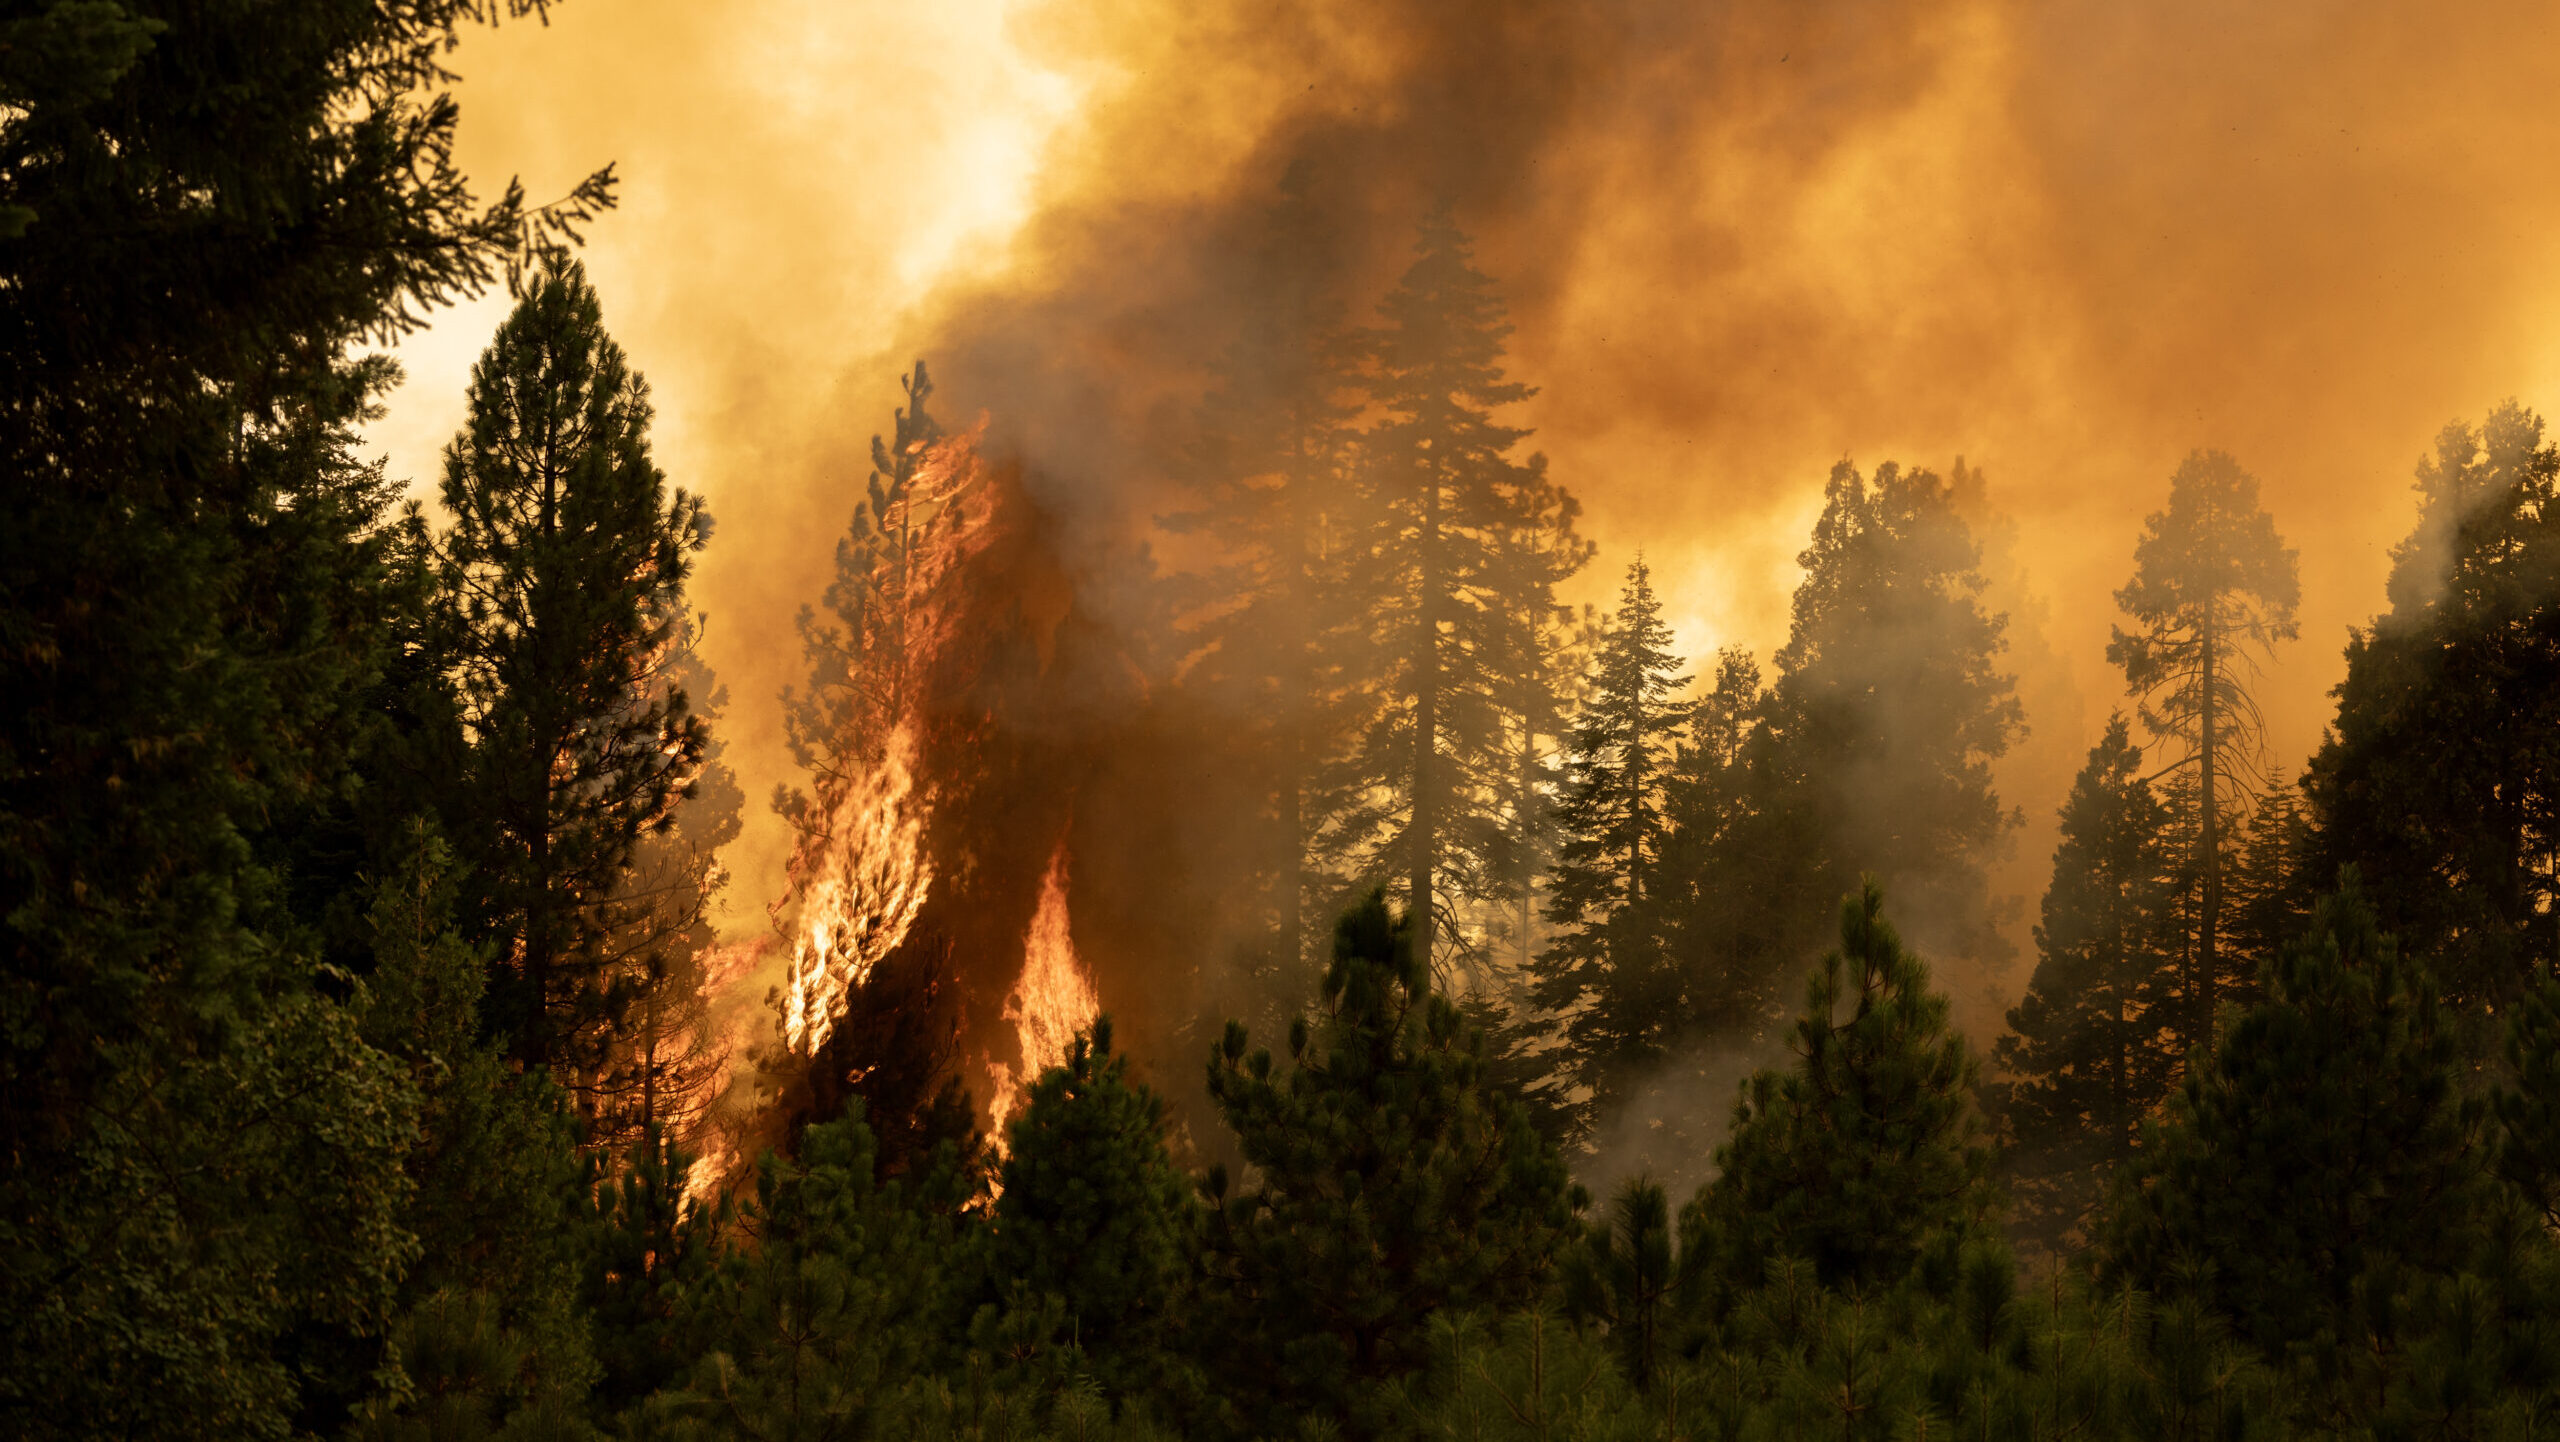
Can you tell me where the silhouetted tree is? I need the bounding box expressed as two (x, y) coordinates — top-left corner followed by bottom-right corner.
(436, 263), (710, 1079)
(1532, 557), (1689, 1139)
(1994, 716), (2181, 1246)
(1682, 882), (1993, 1299)
(1163, 180), (1367, 984)
(992, 1015), (1195, 1397)
(2307, 402), (2560, 1010)
(1197, 890), (1582, 1434)
(1742, 460), (2023, 1012)
(0, 0), (607, 1429)
(2108, 449), (2299, 1046)
(1333, 209), (1587, 967)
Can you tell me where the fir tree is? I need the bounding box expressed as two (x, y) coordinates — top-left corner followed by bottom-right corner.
(1197, 890), (1582, 1433)
(1162, 181), (1369, 994)
(2107, 449), (2300, 1048)
(435, 263), (711, 1081)
(2306, 401), (2560, 1010)
(1332, 209), (1587, 967)
(1994, 716), (2181, 1246)
(1532, 557), (1690, 1139)
(1682, 882), (1993, 1299)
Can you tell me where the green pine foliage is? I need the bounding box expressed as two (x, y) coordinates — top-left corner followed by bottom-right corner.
(1995, 716), (2182, 1247)
(1197, 890), (1584, 1433)
(992, 1016), (1196, 1399)
(1533, 559), (1691, 1141)
(1682, 882), (1994, 1301)
(435, 262), (710, 1083)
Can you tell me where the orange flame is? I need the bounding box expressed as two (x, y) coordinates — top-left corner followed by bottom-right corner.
(985, 839), (1101, 1147)
(782, 725), (932, 1054)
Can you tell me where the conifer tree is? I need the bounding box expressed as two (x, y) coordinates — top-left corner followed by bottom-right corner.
(1656, 647), (1782, 1038)
(2099, 880), (2494, 1357)
(1163, 182), (1366, 981)
(1333, 209), (1587, 966)
(0, 1), (607, 1422)
(435, 263), (710, 1079)
(1994, 716), (2181, 1245)
(1750, 460), (2023, 997)
(1532, 558), (1690, 1136)
(992, 1015), (1194, 1395)
(2107, 450), (2299, 1046)
(2307, 402), (2560, 1009)
(783, 360), (948, 817)
(1681, 882), (1993, 1299)
(1198, 891), (1582, 1432)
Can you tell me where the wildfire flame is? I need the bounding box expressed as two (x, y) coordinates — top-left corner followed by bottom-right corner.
(985, 839), (1101, 1147)
(781, 724), (933, 1055)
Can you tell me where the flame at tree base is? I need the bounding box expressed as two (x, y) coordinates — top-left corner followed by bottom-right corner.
(985, 840), (1101, 1149)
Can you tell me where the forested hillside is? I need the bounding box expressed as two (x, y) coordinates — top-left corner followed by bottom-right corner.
(3, 3), (2556, 1439)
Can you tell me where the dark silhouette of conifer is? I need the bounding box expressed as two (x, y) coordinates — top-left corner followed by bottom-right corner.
(1334, 208), (1587, 968)
(2108, 449), (2299, 1050)
(1994, 716), (2181, 1246)
(2308, 402), (2560, 1011)
(1532, 557), (1689, 1140)
(435, 262), (710, 1078)
(1198, 890), (1581, 1431)
(1682, 882), (1993, 1297)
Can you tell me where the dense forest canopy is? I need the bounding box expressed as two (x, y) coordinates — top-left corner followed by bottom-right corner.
(6, 2), (2560, 1439)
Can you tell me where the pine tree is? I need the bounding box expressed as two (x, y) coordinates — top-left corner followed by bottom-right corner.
(0, 2), (607, 1424)
(782, 360), (948, 816)
(1332, 209), (1587, 968)
(2107, 450), (2299, 1049)
(1681, 882), (1993, 1299)
(2306, 402), (2560, 1010)
(1197, 890), (1582, 1433)
(992, 1015), (1195, 1398)
(2099, 879), (2494, 1358)
(1993, 716), (2181, 1247)
(1656, 646), (1783, 1038)
(435, 263), (711, 1082)
(1532, 558), (1690, 1138)
(1163, 181), (1366, 985)
(1561, 1178), (1683, 1391)
(1754, 460), (2023, 997)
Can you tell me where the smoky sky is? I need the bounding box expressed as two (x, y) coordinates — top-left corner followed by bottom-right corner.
(374, 0), (2560, 1004)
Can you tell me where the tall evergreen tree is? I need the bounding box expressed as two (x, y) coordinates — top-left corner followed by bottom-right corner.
(1163, 180), (1366, 985)
(1531, 558), (1689, 1137)
(992, 1015), (1195, 1399)
(2107, 449), (2299, 1047)
(1197, 891), (1582, 1434)
(1751, 460), (2023, 1000)
(1680, 882), (1994, 1299)
(782, 360), (948, 820)
(1333, 209), (1587, 967)
(436, 263), (710, 1082)
(0, 2), (609, 1431)
(2306, 402), (2560, 1010)
(1993, 716), (2181, 1246)
(2099, 880), (2494, 1356)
